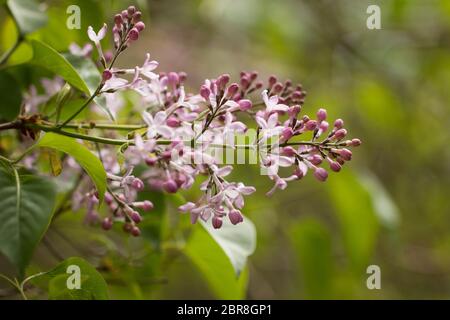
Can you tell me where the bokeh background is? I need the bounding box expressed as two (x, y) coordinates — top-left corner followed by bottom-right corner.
(1, 0), (450, 299)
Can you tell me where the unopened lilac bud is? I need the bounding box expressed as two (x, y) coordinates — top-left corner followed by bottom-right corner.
(229, 210), (243, 225)
(294, 167), (305, 179)
(178, 71), (187, 82)
(134, 21), (145, 31)
(250, 71), (258, 80)
(319, 120), (329, 132)
(217, 74), (230, 89)
(163, 179), (178, 193)
(268, 75), (277, 87)
(317, 108), (327, 122)
(123, 222), (133, 233)
(131, 178), (144, 191)
(145, 155), (157, 166)
(104, 192), (114, 205)
(102, 69), (113, 82)
(282, 146), (296, 157)
(131, 226), (141, 237)
(226, 83), (239, 97)
(128, 27), (139, 41)
(127, 5), (136, 17)
(291, 91), (302, 100)
(238, 99), (252, 111)
(240, 76), (250, 89)
(334, 118), (344, 129)
(114, 14), (123, 26)
(339, 148), (352, 161)
(102, 217), (113, 230)
(212, 216), (223, 229)
(255, 81), (263, 89)
(121, 10), (128, 19)
(305, 120), (318, 131)
(168, 72), (179, 86)
(142, 200), (154, 211)
(132, 12), (142, 24)
(273, 82), (283, 93)
(328, 159), (342, 172)
(281, 127), (294, 140)
(200, 85), (210, 100)
(351, 138), (362, 147)
(167, 116), (181, 127)
(130, 210), (142, 224)
(288, 105), (301, 118)
(313, 167), (328, 182)
(309, 154), (323, 165)
(333, 128), (347, 140)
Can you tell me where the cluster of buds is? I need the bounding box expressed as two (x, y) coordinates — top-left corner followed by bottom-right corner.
(19, 7), (361, 233)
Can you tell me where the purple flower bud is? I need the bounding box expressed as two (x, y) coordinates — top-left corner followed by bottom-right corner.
(104, 51), (113, 63)
(218, 74), (230, 89)
(128, 27), (139, 41)
(334, 128), (347, 140)
(250, 71), (258, 80)
(291, 91), (302, 100)
(226, 83), (239, 97)
(132, 12), (142, 24)
(142, 200), (154, 211)
(309, 154), (323, 165)
(163, 179), (178, 193)
(102, 69), (113, 82)
(200, 85), (211, 100)
(212, 216), (223, 229)
(313, 167), (328, 182)
(273, 82), (283, 93)
(240, 76), (250, 89)
(104, 192), (114, 205)
(238, 99), (252, 111)
(329, 160), (341, 172)
(145, 155), (157, 166)
(131, 226), (141, 237)
(351, 138), (362, 147)
(319, 120), (329, 132)
(317, 108), (327, 122)
(281, 127), (294, 140)
(255, 81), (263, 89)
(334, 118), (344, 129)
(294, 167), (305, 179)
(178, 71), (187, 82)
(123, 222), (133, 233)
(102, 217), (113, 230)
(268, 75), (277, 87)
(121, 10), (128, 20)
(130, 210), (142, 223)
(127, 5), (136, 17)
(114, 14), (123, 26)
(229, 210), (243, 225)
(168, 72), (179, 86)
(339, 148), (352, 161)
(134, 21), (145, 32)
(131, 178), (144, 191)
(166, 116), (181, 127)
(288, 105), (301, 118)
(305, 120), (318, 131)
(282, 146), (296, 157)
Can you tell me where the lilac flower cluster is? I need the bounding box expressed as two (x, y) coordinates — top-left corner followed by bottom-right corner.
(25, 6), (361, 235)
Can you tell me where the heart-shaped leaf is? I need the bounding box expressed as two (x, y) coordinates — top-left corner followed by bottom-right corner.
(37, 257), (108, 300)
(37, 133), (107, 203)
(0, 166), (56, 275)
(201, 216), (256, 275)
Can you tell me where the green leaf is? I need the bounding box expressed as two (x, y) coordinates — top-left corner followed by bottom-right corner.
(7, 0), (47, 35)
(0, 69), (22, 121)
(328, 170), (380, 272)
(39, 257), (108, 300)
(29, 39), (90, 94)
(0, 166), (56, 275)
(200, 216), (256, 275)
(37, 133), (106, 203)
(289, 218), (333, 299)
(184, 224), (249, 299)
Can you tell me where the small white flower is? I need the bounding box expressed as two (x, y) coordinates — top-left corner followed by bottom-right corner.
(262, 89), (289, 113)
(142, 111), (173, 139)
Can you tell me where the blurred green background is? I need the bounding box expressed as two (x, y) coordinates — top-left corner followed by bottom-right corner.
(1, 0), (450, 299)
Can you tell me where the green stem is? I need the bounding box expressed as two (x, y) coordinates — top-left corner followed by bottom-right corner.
(58, 86), (102, 128)
(49, 122), (146, 131)
(0, 36), (22, 67)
